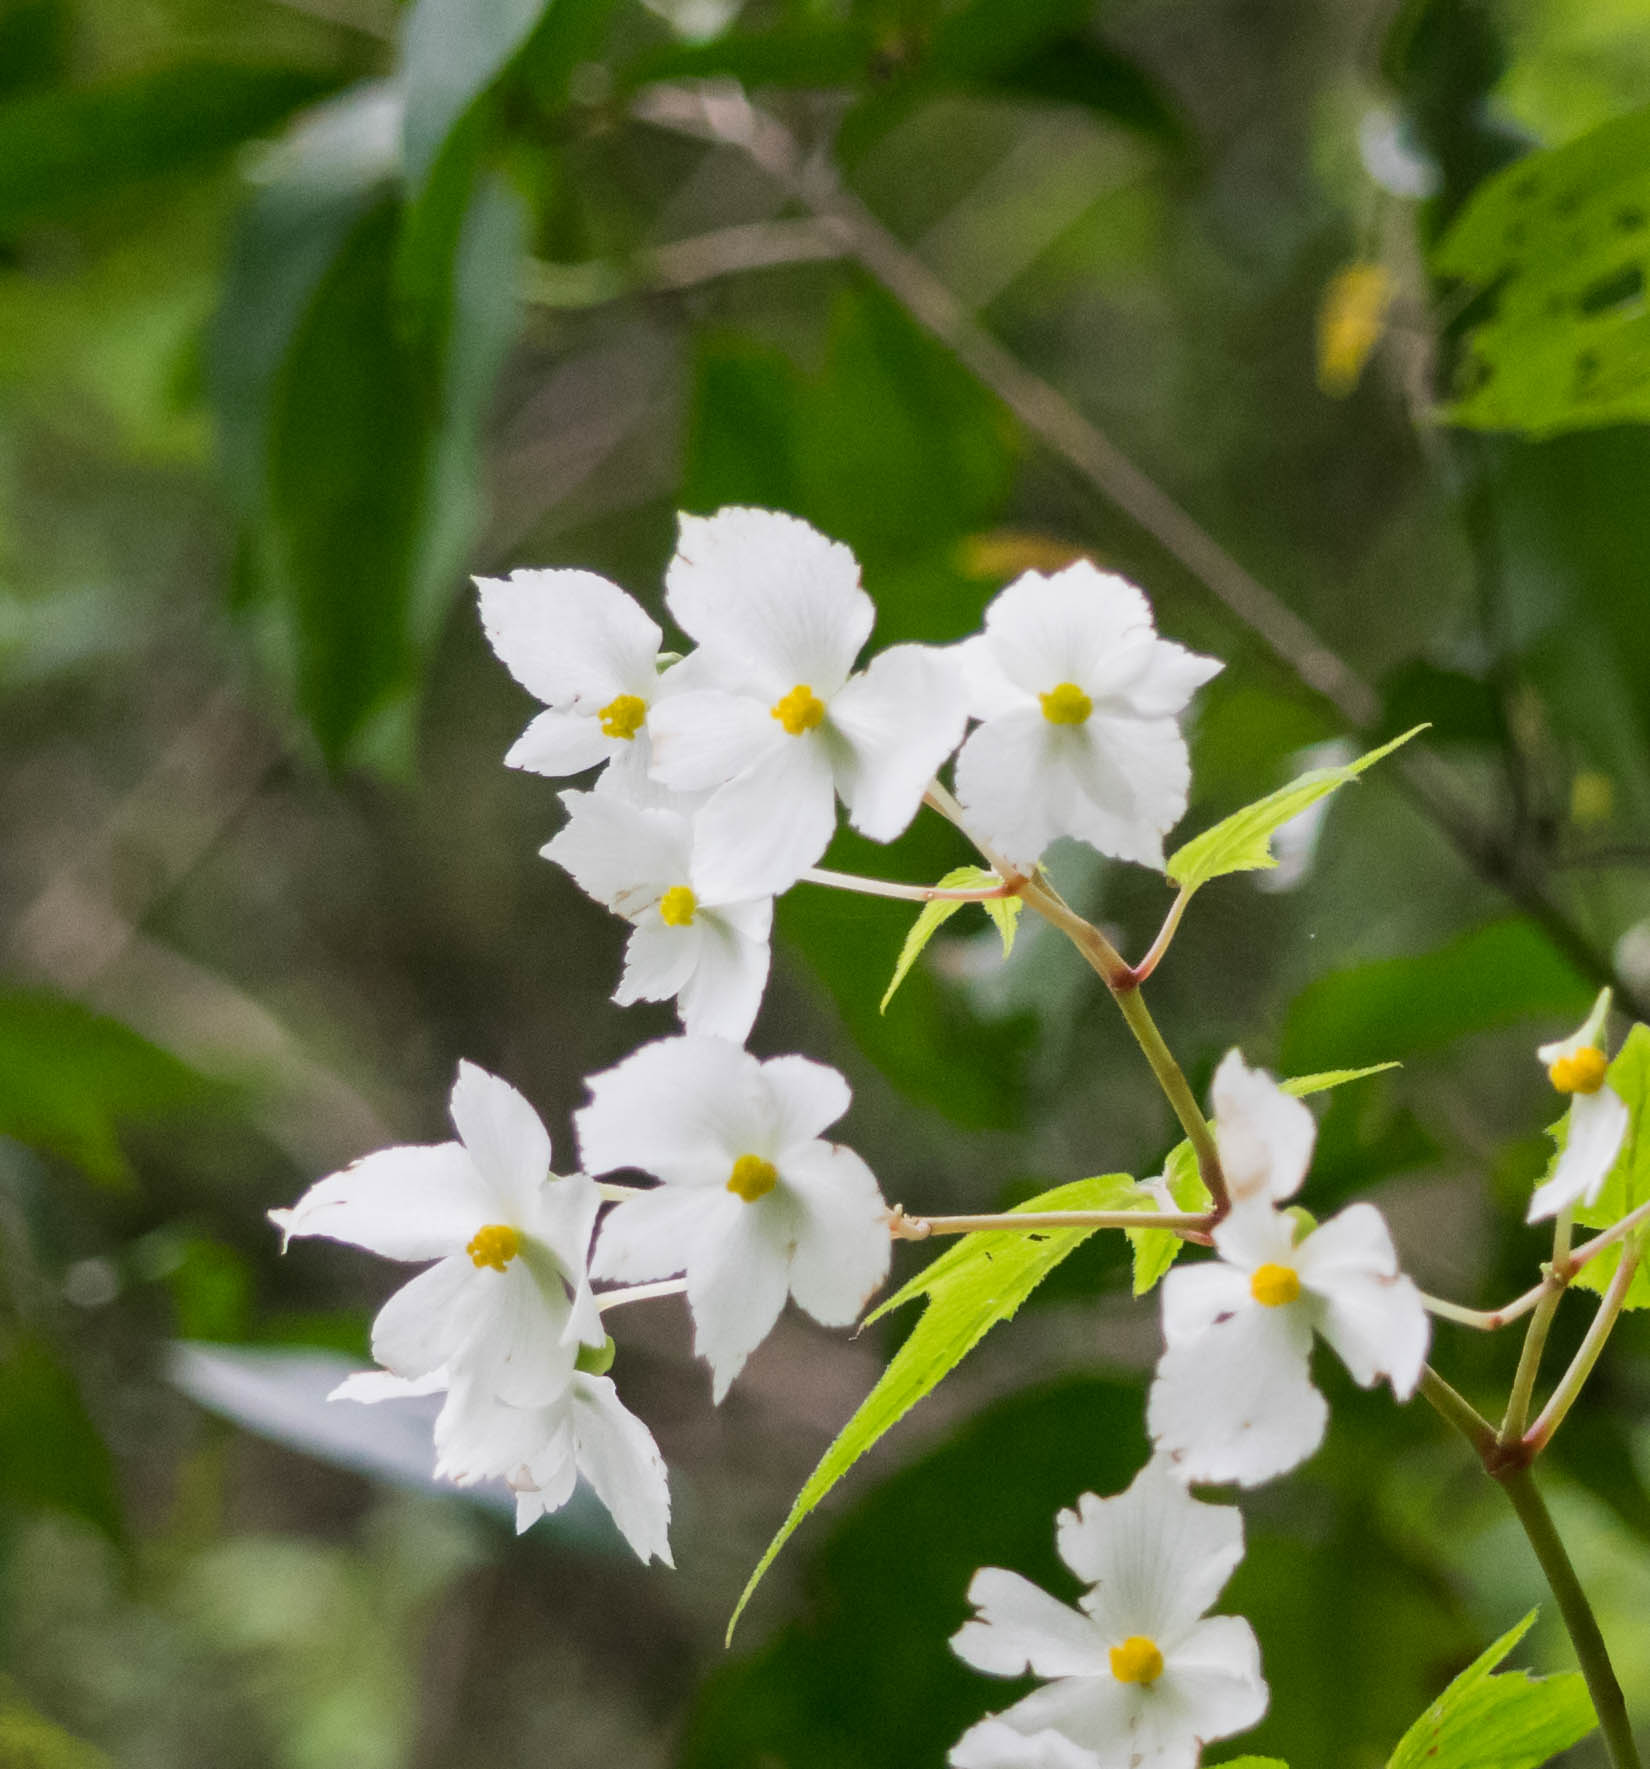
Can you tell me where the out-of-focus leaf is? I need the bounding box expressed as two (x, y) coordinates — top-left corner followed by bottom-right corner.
(1379, 661), (1501, 747)
(1167, 728), (1422, 896)
(880, 867), (1019, 1013)
(401, 0), (547, 192)
(1212, 1760), (1290, 1768)
(0, 1337), (121, 1541)
(1435, 105), (1650, 436)
(0, 1680), (109, 1768)
(620, 21), (870, 90)
(726, 1174), (1143, 1639)
(1279, 919), (1592, 1073)
(1565, 1021), (1650, 1307)
(1385, 1610), (1594, 1769)
(1128, 1065), (1400, 1293)
(0, 0), (70, 105)
(0, 989), (225, 1187)
(0, 64), (341, 234)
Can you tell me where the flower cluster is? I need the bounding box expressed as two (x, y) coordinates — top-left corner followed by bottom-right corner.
(269, 506), (1633, 1767)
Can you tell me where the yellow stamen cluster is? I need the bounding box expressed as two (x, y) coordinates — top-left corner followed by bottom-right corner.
(771, 683), (827, 735)
(1109, 1635), (1165, 1685)
(1549, 1047), (1608, 1095)
(658, 886), (697, 927)
(1250, 1262), (1301, 1308)
(727, 1154), (779, 1203)
(466, 1223), (521, 1272)
(1039, 681), (1093, 726)
(598, 693), (648, 741)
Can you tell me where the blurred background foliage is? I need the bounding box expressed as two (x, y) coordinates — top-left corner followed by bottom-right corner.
(3, 0), (1650, 1762)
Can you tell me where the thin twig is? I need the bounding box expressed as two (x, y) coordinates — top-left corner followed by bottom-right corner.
(596, 1278), (689, 1312)
(1501, 1210), (1573, 1444)
(801, 866), (1019, 903)
(889, 1205), (1211, 1241)
(1526, 1245), (1641, 1453)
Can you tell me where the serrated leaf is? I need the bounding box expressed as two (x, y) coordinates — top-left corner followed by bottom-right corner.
(1562, 1021), (1650, 1308)
(1128, 1063), (1399, 1295)
(1167, 728), (1422, 896)
(879, 867), (1018, 1013)
(727, 1173), (1143, 1639)
(1385, 1610), (1595, 1769)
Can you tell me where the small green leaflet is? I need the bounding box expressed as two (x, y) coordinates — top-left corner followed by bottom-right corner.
(1128, 1063), (1399, 1295)
(1385, 1610), (1594, 1769)
(726, 1173), (1146, 1640)
(1559, 1021), (1650, 1309)
(880, 866), (1021, 1013)
(1166, 728), (1423, 897)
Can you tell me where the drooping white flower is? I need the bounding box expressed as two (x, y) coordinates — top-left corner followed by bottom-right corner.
(1207, 1048), (1316, 1209)
(543, 788), (772, 1041)
(1529, 988), (1629, 1222)
(272, 1062), (606, 1422)
(949, 1459), (1267, 1769)
(476, 566), (678, 796)
(951, 563), (1221, 869)
(576, 1035), (891, 1400)
(1148, 1197), (1429, 1486)
(646, 508), (970, 900)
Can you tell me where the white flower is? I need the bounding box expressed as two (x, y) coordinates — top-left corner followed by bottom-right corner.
(543, 788), (772, 1041)
(1207, 1049), (1315, 1209)
(1148, 1197), (1429, 1486)
(1529, 989), (1629, 1222)
(476, 566), (677, 796)
(272, 1062), (606, 1422)
(951, 563), (1221, 869)
(334, 1362), (673, 1566)
(949, 1459), (1266, 1769)
(576, 1035), (891, 1400)
(646, 508), (969, 900)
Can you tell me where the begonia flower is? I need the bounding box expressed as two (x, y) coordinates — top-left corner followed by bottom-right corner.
(647, 508), (969, 899)
(951, 563), (1220, 869)
(949, 1459), (1266, 1769)
(543, 788), (772, 1041)
(272, 1062), (605, 1426)
(1529, 988), (1629, 1222)
(577, 1035), (890, 1400)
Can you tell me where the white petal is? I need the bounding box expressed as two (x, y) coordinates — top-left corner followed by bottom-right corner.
(522, 1172), (604, 1347)
(1160, 1614), (1269, 1745)
(437, 1378), (564, 1485)
(687, 735), (840, 901)
(504, 707), (620, 778)
(1297, 1203), (1429, 1398)
(779, 1140), (891, 1326)
(592, 1186), (720, 1283)
(666, 508), (872, 695)
(953, 711), (1064, 865)
(542, 791), (689, 914)
(1063, 712), (1190, 867)
(370, 1256), (490, 1379)
(978, 565), (1155, 702)
(1055, 1459), (1244, 1640)
(571, 1373), (674, 1566)
(1210, 1050), (1316, 1206)
(1208, 1198), (1300, 1272)
(648, 689), (786, 794)
(1159, 1260), (1257, 1347)
(831, 645), (970, 842)
(271, 1144), (489, 1262)
(984, 1679), (1137, 1766)
(1529, 1085), (1629, 1221)
(950, 1719), (1101, 1769)
(577, 1035), (764, 1187)
(951, 1568), (1107, 1680)
(476, 567), (661, 707)
(328, 1368), (446, 1404)
(673, 906), (772, 1041)
(1148, 1303), (1325, 1487)
(761, 1053), (853, 1150)
(1124, 640), (1223, 718)
(449, 1061), (553, 1219)
(957, 633), (1036, 722)
(684, 1187), (793, 1401)
(615, 917), (704, 1010)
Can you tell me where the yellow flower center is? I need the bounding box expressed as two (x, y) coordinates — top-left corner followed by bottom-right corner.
(658, 886), (697, 927)
(598, 693), (648, 741)
(1039, 681), (1093, 726)
(727, 1154), (779, 1202)
(466, 1223), (521, 1272)
(1549, 1048), (1608, 1095)
(1109, 1635), (1165, 1685)
(771, 684), (827, 735)
(1250, 1262), (1301, 1307)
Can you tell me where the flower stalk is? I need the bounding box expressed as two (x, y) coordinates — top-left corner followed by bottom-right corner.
(888, 1205), (1212, 1241)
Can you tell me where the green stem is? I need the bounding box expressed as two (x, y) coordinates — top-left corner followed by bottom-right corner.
(1501, 1209), (1573, 1443)
(1417, 1363), (1499, 1460)
(1497, 1465), (1642, 1769)
(1526, 1246), (1640, 1453)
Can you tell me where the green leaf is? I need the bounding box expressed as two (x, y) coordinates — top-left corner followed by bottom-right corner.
(0, 63), (339, 235)
(0, 989), (226, 1186)
(880, 867), (1019, 1013)
(1564, 1021), (1650, 1307)
(0, 1679), (110, 1768)
(0, 1337), (122, 1541)
(1128, 1063), (1399, 1295)
(1434, 105), (1650, 437)
(1167, 728), (1423, 896)
(401, 0), (548, 192)
(727, 1173), (1144, 1639)
(1385, 1610), (1595, 1769)
(1211, 1759), (1290, 1768)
